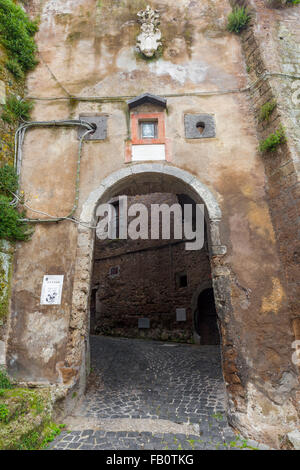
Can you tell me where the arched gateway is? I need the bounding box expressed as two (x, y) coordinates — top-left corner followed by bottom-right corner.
(65, 163), (230, 400)
(2, 0), (299, 450)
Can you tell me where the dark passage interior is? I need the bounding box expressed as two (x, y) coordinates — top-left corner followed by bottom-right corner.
(90, 192), (220, 344)
(194, 288), (220, 345)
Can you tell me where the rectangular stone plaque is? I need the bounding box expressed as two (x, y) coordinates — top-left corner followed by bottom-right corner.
(40, 275), (64, 305)
(78, 115), (108, 141)
(184, 114), (216, 139)
(176, 308), (187, 322)
(138, 318), (150, 329)
(132, 144), (166, 161)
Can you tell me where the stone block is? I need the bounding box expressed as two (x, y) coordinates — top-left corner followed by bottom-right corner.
(176, 308), (187, 322)
(184, 114), (216, 139)
(138, 318), (150, 329)
(287, 430), (300, 449)
(78, 115), (108, 141)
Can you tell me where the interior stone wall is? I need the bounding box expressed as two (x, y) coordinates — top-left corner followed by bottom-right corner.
(91, 193), (212, 342)
(229, 0), (300, 441)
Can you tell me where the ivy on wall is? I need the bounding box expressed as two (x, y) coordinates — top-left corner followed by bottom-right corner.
(0, 166), (31, 241)
(0, 0), (38, 77)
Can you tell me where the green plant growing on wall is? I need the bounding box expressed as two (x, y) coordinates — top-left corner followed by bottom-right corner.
(135, 44), (163, 62)
(40, 423), (66, 448)
(5, 58), (24, 80)
(0, 386), (65, 450)
(227, 7), (251, 34)
(0, 367), (13, 390)
(0, 164), (31, 241)
(0, 404), (9, 423)
(259, 126), (286, 152)
(1, 95), (33, 124)
(0, 164), (18, 198)
(0, 0), (38, 76)
(259, 100), (277, 122)
(0, 196), (30, 241)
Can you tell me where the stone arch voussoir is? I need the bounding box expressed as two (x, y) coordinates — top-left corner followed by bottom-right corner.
(65, 163), (232, 397)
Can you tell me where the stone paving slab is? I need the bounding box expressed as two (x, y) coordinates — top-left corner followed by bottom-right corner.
(49, 429), (249, 451)
(49, 336), (270, 451)
(63, 417), (197, 434)
(77, 336), (226, 423)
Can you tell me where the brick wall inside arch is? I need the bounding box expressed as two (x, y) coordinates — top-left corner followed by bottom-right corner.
(91, 193), (213, 343)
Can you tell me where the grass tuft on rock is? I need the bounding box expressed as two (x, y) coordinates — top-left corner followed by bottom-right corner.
(1, 95), (33, 124)
(227, 7), (251, 34)
(259, 100), (277, 122)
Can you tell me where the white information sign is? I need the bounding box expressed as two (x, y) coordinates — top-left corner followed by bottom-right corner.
(40, 275), (64, 305)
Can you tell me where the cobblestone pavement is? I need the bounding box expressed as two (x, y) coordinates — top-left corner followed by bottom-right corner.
(49, 336), (264, 450)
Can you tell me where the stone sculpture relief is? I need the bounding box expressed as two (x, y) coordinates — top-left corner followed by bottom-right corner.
(136, 5), (162, 58)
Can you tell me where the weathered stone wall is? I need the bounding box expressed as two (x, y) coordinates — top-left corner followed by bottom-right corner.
(228, 0), (300, 442)
(0, 32), (28, 365)
(3, 0), (300, 446)
(91, 193), (212, 342)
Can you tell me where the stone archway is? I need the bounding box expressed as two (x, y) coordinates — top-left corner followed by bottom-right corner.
(64, 163), (232, 401)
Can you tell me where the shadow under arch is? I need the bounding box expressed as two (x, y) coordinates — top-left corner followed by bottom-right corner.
(194, 287), (220, 345)
(65, 163), (231, 397)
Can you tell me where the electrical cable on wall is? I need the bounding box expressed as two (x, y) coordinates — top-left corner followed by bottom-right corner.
(13, 70), (300, 229)
(13, 119), (96, 226)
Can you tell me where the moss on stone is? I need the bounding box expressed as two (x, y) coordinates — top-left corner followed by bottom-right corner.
(259, 100), (277, 122)
(0, 387), (64, 450)
(134, 44), (164, 63)
(182, 9), (195, 57)
(66, 31), (82, 43)
(120, 102), (131, 140)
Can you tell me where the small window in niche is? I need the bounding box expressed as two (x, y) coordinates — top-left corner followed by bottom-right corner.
(139, 120), (158, 139)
